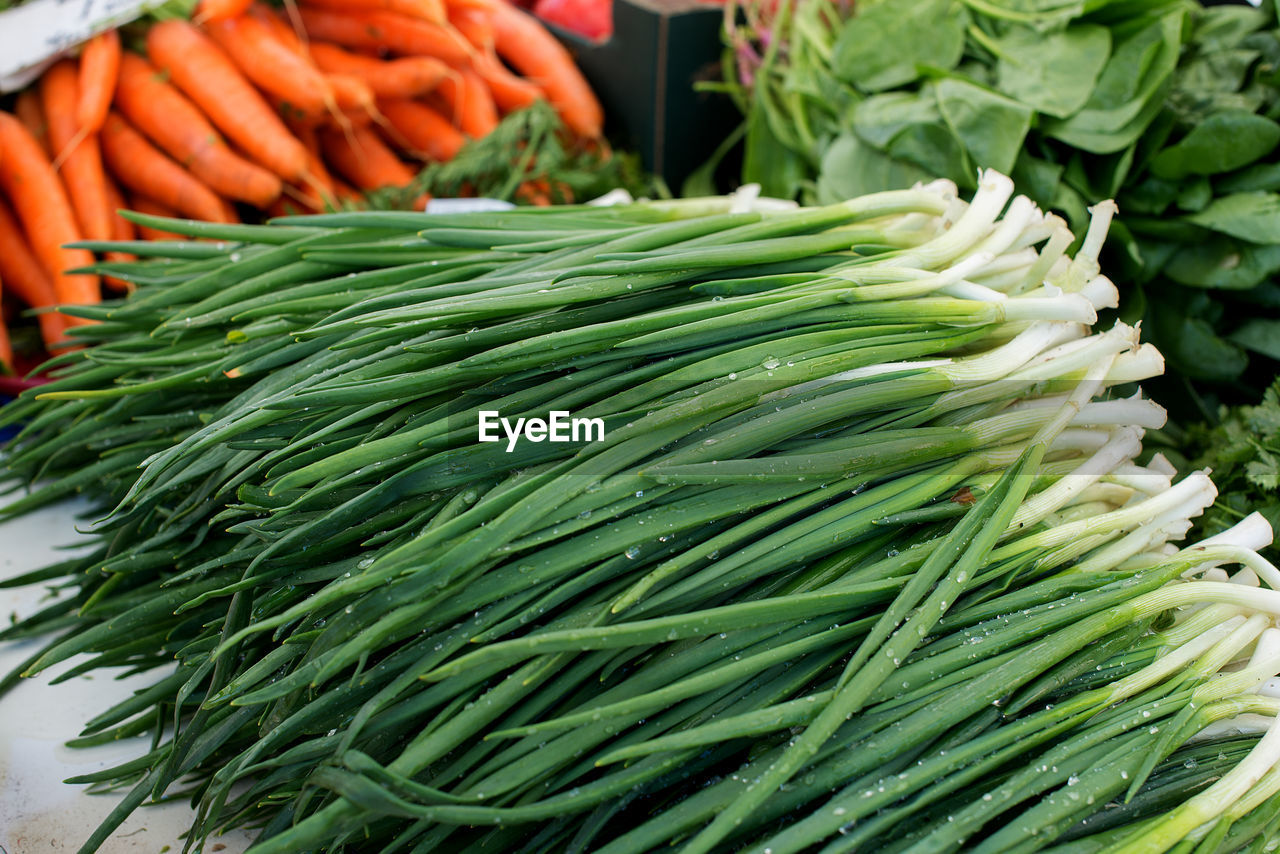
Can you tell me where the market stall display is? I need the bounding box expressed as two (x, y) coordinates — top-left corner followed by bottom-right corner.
(0, 0), (612, 371)
(5, 0), (1280, 852)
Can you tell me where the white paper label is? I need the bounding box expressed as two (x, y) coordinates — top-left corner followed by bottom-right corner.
(0, 0), (151, 92)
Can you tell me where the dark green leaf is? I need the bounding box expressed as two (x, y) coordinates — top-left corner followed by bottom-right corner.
(1010, 151), (1064, 210)
(1165, 237), (1280, 290)
(886, 123), (970, 188)
(1218, 161), (1280, 194)
(1229, 319), (1280, 361)
(994, 24), (1111, 119)
(1043, 11), (1184, 153)
(935, 79), (1033, 175)
(1150, 291), (1249, 381)
(831, 0), (968, 92)
(813, 134), (933, 204)
(1185, 192), (1280, 244)
(1149, 111), (1280, 179)
(851, 93), (942, 149)
(1176, 177), (1213, 212)
(1189, 4), (1268, 53)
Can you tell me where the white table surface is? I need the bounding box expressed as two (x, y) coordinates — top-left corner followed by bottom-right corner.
(0, 499), (253, 854)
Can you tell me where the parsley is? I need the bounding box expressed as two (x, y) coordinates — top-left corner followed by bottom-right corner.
(1158, 377), (1280, 550)
(358, 101), (657, 210)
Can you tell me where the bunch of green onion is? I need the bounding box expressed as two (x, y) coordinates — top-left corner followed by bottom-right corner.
(4, 170), (1280, 854)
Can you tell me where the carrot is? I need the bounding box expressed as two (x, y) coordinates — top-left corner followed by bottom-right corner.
(444, 0), (494, 11)
(448, 6), (494, 48)
(76, 29), (121, 134)
(309, 42), (450, 98)
(290, 125), (338, 207)
(302, 0), (446, 24)
(327, 73), (378, 112)
(42, 60), (114, 243)
(100, 112), (235, 224)
(147, 20), (310, 182)
(102, 176), (136, 293)
(0, 198), (66, 350)
(14, 92), (51, 158)
(0, 113), (99, 317)
(489, 2), (601, 137)
(297, 7), (474, 65)
(114, 52), (282, 207)
(0, 300), (13, 373)
(378, 98), (465, 161)
(471, 49), (543, 112)
(128, 196), (192, 241)
(196, 0), (254, 23)
(249, 2), (309, 54)
(103, 177), (134, 242)
(318, 124), (416, 190)
(204, 16), (334, 122)
(429, 66), (498, 137)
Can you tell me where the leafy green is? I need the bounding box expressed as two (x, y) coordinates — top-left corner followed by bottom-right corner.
(831, 0), (968, 92)
(1159, 378), (1280, 549)
(1148, 111), (1280, 179)
(1185, 192), (1280, 245)
(994, 24), (1111, 119)
(936, 79), (1033, 175)
(722, 0), (1280, 416)
(356, 102), (654, 211)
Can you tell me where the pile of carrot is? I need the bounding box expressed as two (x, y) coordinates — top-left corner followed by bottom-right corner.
(0, 0), (603, 370)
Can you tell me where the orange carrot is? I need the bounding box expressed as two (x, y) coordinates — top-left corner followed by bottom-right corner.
(0, 113), (99, 315)
(196, 0), (254, 23)
(471, 49), (542, 112)
(100, 112), (235, 224)
(147, 20), (310, 182)
(102, 176), (136, 293)
(327, 73), (379, 112)
(204, 16), (334, 122)
(318, 124), (416, 190)
(289, 125), (338, 208)
(378, 98), (465, 161)
(309, 42), (449, 98)
(114, 52), (282, 207)
(14, 92), (51, 158)
(429, 66), (498, 137)
(0, 301), (13, 372)
(103, 177), (134, 242)
(249, 2), (310, 54)
(0, 197), (66, 350)
(489, 2), (601, 137)
(42, 60), (114, 243)
(449, 6), (494, 48)
(76, 29), (121, 134)
(297, 7), (474, 65)
(128, 195), (188, 241)
(302, 0), (446, 24)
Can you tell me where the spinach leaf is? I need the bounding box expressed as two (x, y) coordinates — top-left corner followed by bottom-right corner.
(851, 92), (942, 149)
(994, 24), (1111, 119)
(1230, 319), (1280, 361)
(1042, 10), (1184, 153)
(1149, 111), (1280, 179)
(813, 133), (933, 204)
(1186, 192), (1280, 244)
(1165, 237), (1280, 290)
(831, 0), (968, 92)
(935, 78), (1032, 175)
